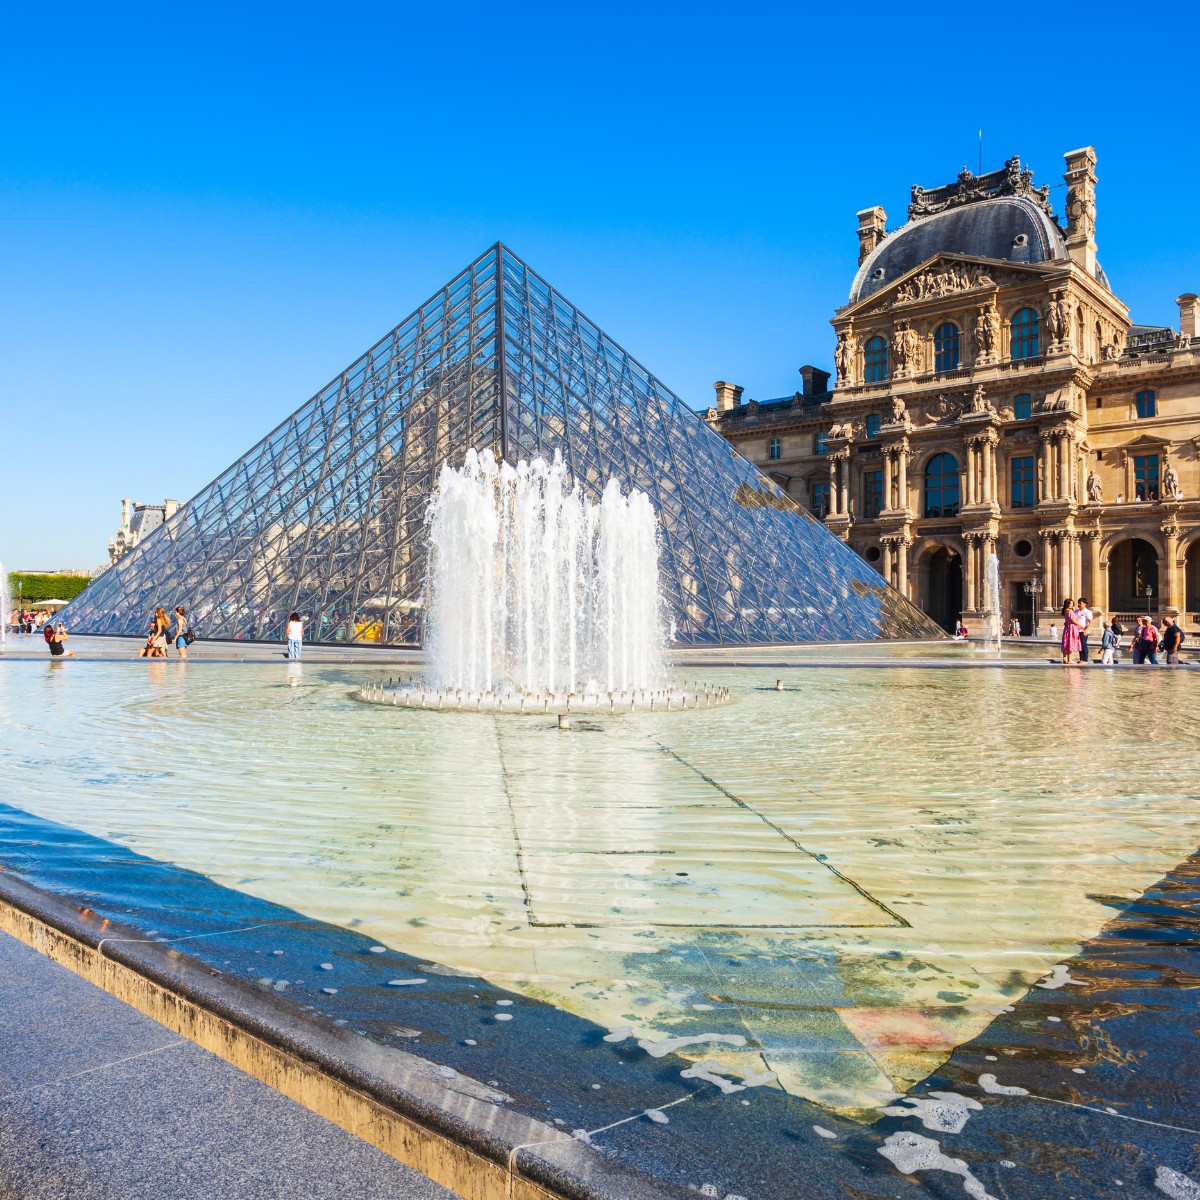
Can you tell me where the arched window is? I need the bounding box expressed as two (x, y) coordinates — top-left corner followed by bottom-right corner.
(933, 323), (960, 372)
(1010, 308), (1040, 360)
(924, 453), (961, 518)
(863, 336), (888, 383)
(865, 413), (882, 439)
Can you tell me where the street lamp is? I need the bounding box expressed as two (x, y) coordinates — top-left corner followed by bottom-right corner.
(1024, 572), (1044, 637)
(1145, 585), (1153, 617)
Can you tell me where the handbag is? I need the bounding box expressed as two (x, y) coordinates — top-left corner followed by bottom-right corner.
(184, 627), (197, 644)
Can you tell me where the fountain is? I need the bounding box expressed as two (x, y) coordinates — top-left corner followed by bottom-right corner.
(362, 451), (713, 713)
(982, 551), (1002, 657)
(0, 562), (10, 647)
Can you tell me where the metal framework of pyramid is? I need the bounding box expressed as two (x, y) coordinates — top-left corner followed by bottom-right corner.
(62, 245), (942, 646)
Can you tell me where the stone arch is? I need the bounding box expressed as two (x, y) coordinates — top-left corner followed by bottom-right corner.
(913, 537), (965, 632)
(1105, 535), (1161, 616)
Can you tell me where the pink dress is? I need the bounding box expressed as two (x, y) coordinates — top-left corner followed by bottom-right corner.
(1061, 610), (1082, 655)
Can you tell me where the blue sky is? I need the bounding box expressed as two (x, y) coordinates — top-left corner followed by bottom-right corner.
(2, 1), (1196, 568)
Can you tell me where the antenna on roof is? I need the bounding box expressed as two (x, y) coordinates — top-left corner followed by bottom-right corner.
(978, 130), (983, 174)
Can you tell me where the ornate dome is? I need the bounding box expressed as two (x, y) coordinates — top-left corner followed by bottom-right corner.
(848, 157), (1110, 304)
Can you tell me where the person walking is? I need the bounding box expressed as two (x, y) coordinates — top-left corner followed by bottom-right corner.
(172, 606), (190, 661)
(1133, 617), (1160, 665)
(1162, 616), (1184, 665)
(1100, 620), (1117, 665)
(1076, 597), (1094, 663)
(1110, 618), (1124, 663)
(1060, 600), (1082, 664)
(286, 611), (304, 660)
(137, 608), (170, 658)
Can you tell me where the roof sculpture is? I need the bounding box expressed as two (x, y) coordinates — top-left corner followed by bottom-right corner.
(60, 245), (942, 646)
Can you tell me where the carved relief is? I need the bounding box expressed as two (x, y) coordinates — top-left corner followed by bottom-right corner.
(973, 305), (999, 358)
(1086, 471), (1102, 503)
(892, 262), (1003, 305)
(834, 332), (852, 384)
(1066, 179), (1096, 242)
(965, 384), (994, 415)
(908, 156), (1054, 222)
(888, 395), (907, 424)
(1047, 293), (1070, 347)
(892, 320), (919, 372)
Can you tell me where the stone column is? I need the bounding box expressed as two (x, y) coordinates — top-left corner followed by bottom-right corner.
(1042, 532), (1056, 607)
(1059, 533), (1073, 605)
(897, 538), (910, 599)
(966, 443), (977, 506)
(882, 541), (894, 586)
(1040, 435), (1052, 503)
(898, 445), (909, 513)
(1058, 433), (1071, 500)
(1088, 533), (1101, 605)
(1071, 533), (1083, 602)
(829, 454), (840, 515)
(883, 451), (894, 511)
(838, 455), (849, 517)
(964, 536), (977, 612)
(1163, 522), (1181, 611)
(982, 440), (994, 504)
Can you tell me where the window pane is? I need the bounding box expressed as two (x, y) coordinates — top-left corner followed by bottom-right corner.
(1134, 454), (1160, 500)
(1010, 455), (1035, 508)
(810, 482), (830, 517)
(1136, 390), (1156, 419)
(865, 414), (881, 438)
(1013, 394), (1032, 420)
(769, 437), (781, 460)
(863, 336), (889, 383)
(863, 469), (883, 519)
(1010, 308), (1040, 360)
(924, 453), (961, 518)
(934, 323), (960, 372)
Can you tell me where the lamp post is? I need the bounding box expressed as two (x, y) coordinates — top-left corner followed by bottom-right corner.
(1024, 572), (1044, 638)
(1145, 585), (1153, 618)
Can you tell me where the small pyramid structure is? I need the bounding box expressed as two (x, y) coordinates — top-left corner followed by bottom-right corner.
(63, 245), (942, 645)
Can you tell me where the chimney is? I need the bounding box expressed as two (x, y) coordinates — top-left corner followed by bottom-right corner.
(1178, 293), (1199, 341)
(713, 381), (744, 412)
(856, 206), (887, 265)
(164, 499), (179, 520)
(798, 365), (831, 398)
(121, 498), (132, 530)
(1063, 147), (1098, 275)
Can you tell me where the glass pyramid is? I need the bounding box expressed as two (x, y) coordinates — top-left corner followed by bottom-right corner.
(62, 245), (942, 646)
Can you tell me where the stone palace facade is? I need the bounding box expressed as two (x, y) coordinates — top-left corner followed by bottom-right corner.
(709, 148), (1200, 633)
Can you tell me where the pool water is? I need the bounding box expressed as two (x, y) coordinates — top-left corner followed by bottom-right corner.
(2, 658), (1197, 1113)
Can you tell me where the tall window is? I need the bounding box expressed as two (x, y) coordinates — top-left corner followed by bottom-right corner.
(863, 469), (884, 519)
(810, 481), (831, 517)
(863, 336), (889, 383)
(815, 432), (830, 455)
(865, 413), (882, 439)
(1010, 455), (1035, 508)
(1134, 454), (1160, 501)
(924, 453), (961, 518)
(769, 437), (782, 460)
(1013, 393), (1032, 421)
(934, 323), (960, 372)
(1136, 390), (1157, 419)
(1010, 308), (1040, 360)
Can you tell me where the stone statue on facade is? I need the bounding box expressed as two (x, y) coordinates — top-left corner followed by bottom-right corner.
(1086, 471), (1102, 503)
(1163, 463), (1180, 500)
(888, 395), (907, 424)
(834, 333), (850, 383)
(966, 384), (994, 414)
(974, 305), (997, 357)
(893, 321), (918, 371)
(1047, 295), (1069, 347)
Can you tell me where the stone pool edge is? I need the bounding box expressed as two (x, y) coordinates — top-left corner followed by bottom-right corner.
(0, 871), (679, 1200)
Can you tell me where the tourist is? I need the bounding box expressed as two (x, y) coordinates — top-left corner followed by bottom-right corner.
(137, 608), (170, 658)
(1133, 616), (1160, 665)
(1076, 597), (1093, 663)
(1100, 620), (1117, 665)
(1060, 601), (1081, 664)
(45, 622), (75, 658)
(286, 611), (304, 660)
(1162, 616), (1183, 665)
(1009, 616), (1021, 637)
(1110, 617), (1124, 663)
(1049, 619), (1057, 642)
(172, 606), (190, 661)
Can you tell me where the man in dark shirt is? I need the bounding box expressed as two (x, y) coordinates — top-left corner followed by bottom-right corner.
(1162, 619), (1184, 665)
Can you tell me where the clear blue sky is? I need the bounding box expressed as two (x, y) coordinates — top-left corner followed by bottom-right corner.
(2, 1), (1195, 568)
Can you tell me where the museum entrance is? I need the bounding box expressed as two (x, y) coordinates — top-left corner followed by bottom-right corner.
(1108, 537), (1160, 616)
(1010, 582), (1034, 636)
(925, 547), (963, 632)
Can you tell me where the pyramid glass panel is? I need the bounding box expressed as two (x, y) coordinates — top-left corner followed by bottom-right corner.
(59, 245), (943, 645)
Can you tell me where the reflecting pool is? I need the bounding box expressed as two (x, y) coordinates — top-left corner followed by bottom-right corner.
(2, 659), (1198, 1117)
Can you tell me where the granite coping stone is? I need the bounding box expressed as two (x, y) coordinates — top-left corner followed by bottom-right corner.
(0, 869), (677, 1200)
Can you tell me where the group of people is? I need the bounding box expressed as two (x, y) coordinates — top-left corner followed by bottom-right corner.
(7, 607), (62, 635)
(1058, 597), (1185, 666)
(136, 606), (192, 659)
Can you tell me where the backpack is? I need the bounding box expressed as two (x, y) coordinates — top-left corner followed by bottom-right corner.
(184, 626), (197, 644)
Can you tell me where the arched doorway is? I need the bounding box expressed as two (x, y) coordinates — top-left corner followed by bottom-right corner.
(1107, 537), (1160, 615)
(1186, 540), (1200, 615)
(925, 547), (963, 632)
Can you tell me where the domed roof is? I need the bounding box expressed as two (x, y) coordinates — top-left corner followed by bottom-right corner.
(849, 196), (1071, 303)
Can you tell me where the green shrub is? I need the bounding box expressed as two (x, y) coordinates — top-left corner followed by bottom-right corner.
(8, 573), (91, 605)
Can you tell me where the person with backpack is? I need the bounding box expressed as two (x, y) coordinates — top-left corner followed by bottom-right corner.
(1110, 618), (1124, 663)
(1133, 616), (1160, 665)
(172, 606), (192, 661)
(1100, 620), (1117, 665)
(286, 611), (304, 660)
(1162, 617), (1184, 665)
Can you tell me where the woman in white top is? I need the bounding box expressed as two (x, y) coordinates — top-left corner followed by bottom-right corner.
(286, 612), (303, 660)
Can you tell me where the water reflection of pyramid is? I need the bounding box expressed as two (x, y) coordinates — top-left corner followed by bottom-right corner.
(64, 245), (942, 645)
